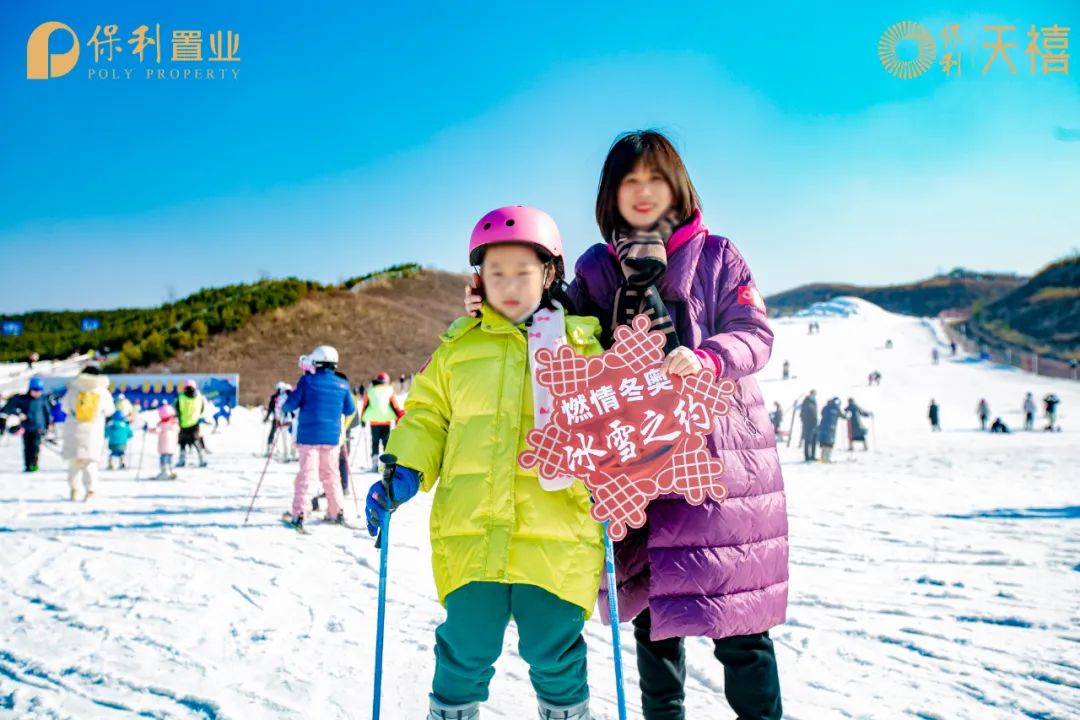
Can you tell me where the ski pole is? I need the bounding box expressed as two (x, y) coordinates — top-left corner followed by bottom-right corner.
(372, 452), (396, 720)
(602, 523), (628, 720)
(786, 396), (801, 448)
(342, 439), (361, 520)
(134, 426), (148, 480)
(244, 430), (281, 525)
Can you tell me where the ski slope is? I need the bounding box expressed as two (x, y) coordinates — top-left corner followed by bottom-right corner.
(1, 299), (1077, 719)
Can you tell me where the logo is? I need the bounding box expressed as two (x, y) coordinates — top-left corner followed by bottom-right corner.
(26, 20), (242, 81)
(27, 21), (80, 79)
(879, 21), (1070, 79)
(878, 21), (937, 79)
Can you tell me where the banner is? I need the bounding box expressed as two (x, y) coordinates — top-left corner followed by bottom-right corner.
(519, 314), (737, 540)
(36, 373), (239, 411)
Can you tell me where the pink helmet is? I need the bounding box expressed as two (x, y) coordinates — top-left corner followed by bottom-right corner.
(468, 206), (562, 266)
(158, 405), (175, 420)
(182, 379), (197, 390)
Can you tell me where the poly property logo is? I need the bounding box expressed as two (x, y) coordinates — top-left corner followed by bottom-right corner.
(878, 20), (1070, 79)
(27, 20), (241, 81)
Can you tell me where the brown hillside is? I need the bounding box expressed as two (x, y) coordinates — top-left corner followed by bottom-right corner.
(147, 270), (468, 404)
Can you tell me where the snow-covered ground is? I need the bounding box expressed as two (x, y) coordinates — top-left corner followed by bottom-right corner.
(1, 299), (1077, 719)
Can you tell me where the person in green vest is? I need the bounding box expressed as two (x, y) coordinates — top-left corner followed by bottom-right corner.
(359, 372), (404, 471)
(176, 379), (208, 468)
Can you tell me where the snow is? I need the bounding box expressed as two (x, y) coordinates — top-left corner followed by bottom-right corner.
(1, 301), (1078, 719)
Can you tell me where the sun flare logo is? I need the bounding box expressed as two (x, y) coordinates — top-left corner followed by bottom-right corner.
(878, 21), (937, 79)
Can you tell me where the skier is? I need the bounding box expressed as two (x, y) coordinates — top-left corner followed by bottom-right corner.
(360, 371), (404, 471)
(928, 399), (941, 432)
(950, 340), (957, 356)
(977, 398), (990, 431)
(114, 392), (135, 423)
(932, 347), (940, 365)
(312, 368), (359, 512)
(1, 377), (52, 472)
(263, 381), (290, 456)
(990, 417), (1010, 433)
(62, 367), (115, 501)
(281, 344), (356, 530)
(273, 383), (298, 463)
(1023, 392), (1036, 431)
(769, 401), (784, 438)
(799, 389), (819, 462)
(151, 404), (181, 480)
(176, 380), (207, 468)
(1043, 393), (1061, 432)
(781, 360), (790, 381)
(817, 397), (845, 463)
(885, 339), (893, 349)
(370, 206), (604, 720)
(104, 411), (134, 470)
(845, 397), (872, 451)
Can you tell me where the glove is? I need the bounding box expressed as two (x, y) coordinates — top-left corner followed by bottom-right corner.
(365, 464), (421, 536)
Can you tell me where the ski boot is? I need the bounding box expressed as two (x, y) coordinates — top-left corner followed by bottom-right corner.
(289, 514), (304, 532)
(84, 490), (95, 502)
(330, 511), (346, 526)
(177, 454), (187, 468)
(69, 488), (78, 501)
(428, 699), (479, 720)
(198, 459), (208, 468)
(538, 699), (591, 719)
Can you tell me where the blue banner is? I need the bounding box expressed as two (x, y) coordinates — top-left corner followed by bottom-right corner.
(1, 320), (22, 336)
(80, 317), (101, 332)
(38, 373), (239, 413)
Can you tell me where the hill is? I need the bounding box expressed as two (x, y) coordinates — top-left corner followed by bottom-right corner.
(970, 254), (1080, 359)
(0, 279), (326, 367)
(146, 269), (467, 404)
(766, 268), (1025, 318)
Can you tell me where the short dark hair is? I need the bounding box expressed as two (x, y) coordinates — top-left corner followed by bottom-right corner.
(595, 130), (701, 243)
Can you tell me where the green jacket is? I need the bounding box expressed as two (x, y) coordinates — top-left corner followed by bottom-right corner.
(386, 304), (606, 615)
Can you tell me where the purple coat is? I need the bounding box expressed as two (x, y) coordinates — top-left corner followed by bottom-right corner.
(568, 211), (789, 641)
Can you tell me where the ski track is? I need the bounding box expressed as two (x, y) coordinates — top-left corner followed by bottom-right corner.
(1, 301), (1079, 719)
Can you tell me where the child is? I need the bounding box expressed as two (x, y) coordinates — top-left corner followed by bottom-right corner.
(360, 371), (404, 470)
(104, 411), (134, 470)
(153, 404), (180, 480)
(1, 377), (52, 471)
(370, 206), (605, 720)
(282, 345), (355, 529)
(62, 367), (115, 501)
(176, 379), (207, 468)
(466, 132), (786, 719)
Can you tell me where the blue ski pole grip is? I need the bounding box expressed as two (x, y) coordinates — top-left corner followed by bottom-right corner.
(374, 453), (397, 549)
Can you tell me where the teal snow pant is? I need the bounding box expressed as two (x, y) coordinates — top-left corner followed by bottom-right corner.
(432, 582), (590, 708)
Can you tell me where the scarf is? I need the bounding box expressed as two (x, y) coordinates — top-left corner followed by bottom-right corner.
(611, 212), (681, 354)
(526, 302), (575, 491)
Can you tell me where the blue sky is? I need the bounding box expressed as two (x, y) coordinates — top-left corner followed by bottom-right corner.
(1, 1), (1077, 312)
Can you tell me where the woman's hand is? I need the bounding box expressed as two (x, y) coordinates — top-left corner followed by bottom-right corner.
(464, 273), (482, 317)
(660, 346), (703, 377)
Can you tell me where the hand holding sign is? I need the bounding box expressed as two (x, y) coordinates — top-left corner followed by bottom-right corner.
(519, 314), (737, 540)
